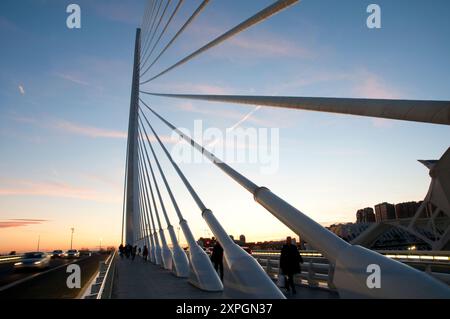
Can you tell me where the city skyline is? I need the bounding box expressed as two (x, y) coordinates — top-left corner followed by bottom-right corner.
(1, 0), (450, 253)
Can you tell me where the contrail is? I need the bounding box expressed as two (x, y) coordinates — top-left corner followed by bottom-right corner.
(206, 105), (262, 148)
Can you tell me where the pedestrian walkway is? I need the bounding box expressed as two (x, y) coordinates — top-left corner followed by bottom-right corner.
(112, 257), (223, 299)
(112, 257), (338, 299)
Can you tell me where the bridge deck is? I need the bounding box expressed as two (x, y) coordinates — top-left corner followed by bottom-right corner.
(112, 257), (338, 299)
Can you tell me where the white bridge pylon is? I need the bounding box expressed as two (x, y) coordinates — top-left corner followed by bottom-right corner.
(125, 27), (223, 292)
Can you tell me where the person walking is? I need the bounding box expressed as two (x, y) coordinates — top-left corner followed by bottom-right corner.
(131, 245), (137, 261)
(138, 247), (142, 257)
(211, 242), (224, 281)
(280, 236), (303, 295)
(125, 244), (131, 259)
(119, 244), (124, 260)
(142, 245), (149, 262)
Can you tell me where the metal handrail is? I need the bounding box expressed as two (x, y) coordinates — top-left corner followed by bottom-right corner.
(96, 251), (117, 299)
(253, 251), (450, 290)
(252, 250), (450, 262)
(0, 255), (22, 263)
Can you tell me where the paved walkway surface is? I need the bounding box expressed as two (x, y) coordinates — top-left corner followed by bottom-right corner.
(112, 257), (338, 299)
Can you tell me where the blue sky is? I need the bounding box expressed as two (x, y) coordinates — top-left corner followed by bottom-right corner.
(0, 0), (449, 252)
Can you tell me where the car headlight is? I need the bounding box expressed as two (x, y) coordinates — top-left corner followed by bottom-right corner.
(34, 261), (41, 265)
(14, 262), (22, 266)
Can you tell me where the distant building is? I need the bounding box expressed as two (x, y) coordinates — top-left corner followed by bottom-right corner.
(395, 201), (421, 219)
(239, 235), (246, 243)
(327, 222), (429, 250)
(328, 223), (368, 242)
(356, 207), (376, 223)
(375, 202), (396, 222)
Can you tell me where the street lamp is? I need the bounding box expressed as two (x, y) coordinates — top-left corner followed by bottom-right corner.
(70, 227), (75, 250)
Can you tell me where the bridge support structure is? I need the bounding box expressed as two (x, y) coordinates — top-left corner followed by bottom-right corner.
(124, 28), (141, 246)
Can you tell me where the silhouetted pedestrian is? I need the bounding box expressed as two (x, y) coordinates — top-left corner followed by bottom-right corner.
(119, 244), (124, 260)
(280, 236), (303, 294)
(143, 245), (149, 262)
(138, 247), (142, 256)
(211, 242), (224, 281)
(125, 244), (131, 259)
(131, 245), (137, 261)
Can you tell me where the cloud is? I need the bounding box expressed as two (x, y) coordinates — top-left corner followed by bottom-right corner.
(12, 115), (36, 124)
(175, 101), (272, 127)
(226, 35), (313, 59)
(188, 24), (313, 60)
(0, 219), (49, 229)
(152, 82), (233, 95)
(18, 85), (25, 95)
(53, 120), (127, 139)
(351, 69), (401, 99)
(54, 73), (90, 86)
(12, 115), (126, 139)
(11, 113), (178, 143)
(274, 71), (352, 94)
(274, 68), (402, 99)
(0, 179), (121, 203)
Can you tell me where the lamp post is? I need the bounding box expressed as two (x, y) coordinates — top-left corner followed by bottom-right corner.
(37, 235), (40, 251)
(70, 227), (75, 250)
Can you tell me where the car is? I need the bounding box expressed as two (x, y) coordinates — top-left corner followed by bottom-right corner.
(51, 250), (64, 258)
(65, 249), (80, 259)
(14, 252), (51, 270)
(79, 249), (92, 257)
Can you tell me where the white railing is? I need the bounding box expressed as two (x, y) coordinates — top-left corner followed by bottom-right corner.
(252, 250), (450, 290)
(83, 251), (117, 299)
(96, 251), (117, 299)
(253, 253), (335, 291)
(0, 255), (22, 264)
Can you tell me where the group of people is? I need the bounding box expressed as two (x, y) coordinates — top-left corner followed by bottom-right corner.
(118, 243), (149, 262)
(118, 236), (302, 295)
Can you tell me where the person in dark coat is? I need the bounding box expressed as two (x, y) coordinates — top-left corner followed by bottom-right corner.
(280, 236), (303, 294)
(210, 242), (224, 281)
(119, 244), (124, 259)
(125, 244), (131, 259)
(131, 245), (137, 261)
(142, 245), (149, 262)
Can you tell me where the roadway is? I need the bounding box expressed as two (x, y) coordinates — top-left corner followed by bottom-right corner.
(0, 254), (107, 299)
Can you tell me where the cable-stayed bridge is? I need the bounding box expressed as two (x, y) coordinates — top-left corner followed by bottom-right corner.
(115, 0), (450, 299)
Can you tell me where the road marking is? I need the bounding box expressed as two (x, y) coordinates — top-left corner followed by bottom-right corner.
(0, 257), (90, 292)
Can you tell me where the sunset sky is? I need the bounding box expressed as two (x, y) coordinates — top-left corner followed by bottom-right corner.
(1, 0), (449, 254)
